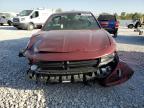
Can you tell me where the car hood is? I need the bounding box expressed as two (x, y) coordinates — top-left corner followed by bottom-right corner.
(31, 29), (111, 53)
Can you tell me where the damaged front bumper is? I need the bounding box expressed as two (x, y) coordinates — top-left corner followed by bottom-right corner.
(19, 50), (134, 86)
(98, 60), (134, 86)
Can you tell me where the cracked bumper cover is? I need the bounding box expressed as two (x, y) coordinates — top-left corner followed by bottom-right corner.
(99, 60), (134, 86)
(19, 50), (134, 86)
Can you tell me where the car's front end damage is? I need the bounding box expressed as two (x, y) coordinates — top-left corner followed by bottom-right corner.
(19, 32), (133, 86)
(19, 12), (134, 86)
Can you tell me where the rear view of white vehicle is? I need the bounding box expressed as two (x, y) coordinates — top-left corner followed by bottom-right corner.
(13, 8), (55, 30)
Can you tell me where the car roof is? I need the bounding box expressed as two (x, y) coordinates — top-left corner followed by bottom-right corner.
(99, 13), (114, 16)
(53, 11), (92, 15)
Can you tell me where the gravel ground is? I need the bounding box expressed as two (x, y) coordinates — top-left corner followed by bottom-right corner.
(0, 26), (144, 108)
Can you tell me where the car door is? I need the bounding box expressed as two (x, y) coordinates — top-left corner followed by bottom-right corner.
(30, 11), (40, 25)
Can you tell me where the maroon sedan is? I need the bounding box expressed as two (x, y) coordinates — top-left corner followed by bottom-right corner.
(19, 11), (134, 86)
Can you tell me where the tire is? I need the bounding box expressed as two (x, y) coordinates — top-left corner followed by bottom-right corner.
(27, 23), (34, 30)
(135, 22), (141, 28)
(37, 25), (42, 29)
(113, 30), (118, 38)
(128, 24), (134, 29)
(0, 23), (3, 26)
(139, 31), (143, 35)
(113, 32), (118, 38)
(7, 20), (13, 26)
(17, 27), (22, 30)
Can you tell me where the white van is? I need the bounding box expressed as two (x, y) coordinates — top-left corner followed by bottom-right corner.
(13, 8), (55, 30)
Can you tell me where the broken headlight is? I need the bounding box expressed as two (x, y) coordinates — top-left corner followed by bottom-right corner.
(33, 40), (42, 53)
(99, 53), (115, 66)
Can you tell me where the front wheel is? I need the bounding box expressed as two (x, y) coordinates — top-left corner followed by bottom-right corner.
(128, 24), (134, 29)
(7, 20), (13, 26)
(0, 23), (3, 26)
(27, 23), (34, 30)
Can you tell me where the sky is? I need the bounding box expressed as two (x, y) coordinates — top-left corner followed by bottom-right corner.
(0, 0), (144, 15)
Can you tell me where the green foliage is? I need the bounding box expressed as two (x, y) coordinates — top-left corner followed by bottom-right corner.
(120, 12), (126, 20)
(118, 12), (144, 20)
(132, 12), (142, 20)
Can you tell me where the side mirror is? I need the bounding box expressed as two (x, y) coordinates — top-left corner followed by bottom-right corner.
(30, 16), (33, 19)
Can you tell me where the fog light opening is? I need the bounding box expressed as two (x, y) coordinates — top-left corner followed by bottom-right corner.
(96, 66), (112, 78)
(30, 65), (38, 71)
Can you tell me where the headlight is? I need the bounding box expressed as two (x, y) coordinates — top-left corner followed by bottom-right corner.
(21, 18), (25, 21)
(99, 53), (115, 66)
(33, 40), (41, 52)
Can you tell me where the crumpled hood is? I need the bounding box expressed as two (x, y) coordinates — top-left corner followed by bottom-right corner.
(31, 30), (111, 53)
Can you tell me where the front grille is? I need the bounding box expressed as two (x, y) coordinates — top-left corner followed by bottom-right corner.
(13, 18), (19, 22)
(36, 59), (100, 70)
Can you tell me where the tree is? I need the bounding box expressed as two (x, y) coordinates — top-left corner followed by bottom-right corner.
(120, 12), (126, 20)
(132, 12), (142, 20)
(117, 12), (144, 20)
(125, 13), (133, 20)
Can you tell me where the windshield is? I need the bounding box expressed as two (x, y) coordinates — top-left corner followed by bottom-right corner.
(42, 13), (100, 31)
(18, 10), (33, 16)
(98, 15), (116, 21)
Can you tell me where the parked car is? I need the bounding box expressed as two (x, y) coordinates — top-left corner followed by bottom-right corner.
(98, 14), (119, 38)
(19, 11), (133, 86)
(13, 8), (55, 30)
(127, 19), (141, 29)
(0, 12), (16, 26)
